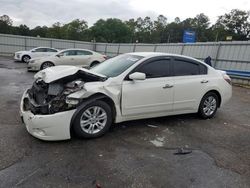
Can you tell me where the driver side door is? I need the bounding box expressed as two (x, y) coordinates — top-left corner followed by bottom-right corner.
(121, 57), (174, 116)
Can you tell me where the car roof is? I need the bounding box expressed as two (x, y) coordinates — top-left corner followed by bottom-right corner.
(60, 48), (94, 51)
(127, 52), (203, 62)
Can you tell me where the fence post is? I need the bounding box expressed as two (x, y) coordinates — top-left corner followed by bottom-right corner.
(104, 43), (108, 54)
(117, 43), (121, 55)
(180, 43), (185, 55)
(153, 44), (157, 52)
(133, 43), (136, 52)
(24, 37), (27, 50)
(214, 42), (221, 68)
(50, 39), (53, 48)
(93, 41), (96, 51)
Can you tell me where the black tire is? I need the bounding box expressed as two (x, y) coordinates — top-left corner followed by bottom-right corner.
(198, 92), (219, 119)
(73, 100), (112, 138)
(90, 61), (100, 68)
(22, 55), (31, 63)
(40, 62), (54, 70)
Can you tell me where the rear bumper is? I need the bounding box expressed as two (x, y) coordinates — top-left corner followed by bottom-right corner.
(20, 90), (76, 141)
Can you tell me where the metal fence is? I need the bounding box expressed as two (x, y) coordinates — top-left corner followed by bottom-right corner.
(0, 33), (250, 85)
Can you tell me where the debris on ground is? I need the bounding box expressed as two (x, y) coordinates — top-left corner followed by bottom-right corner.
(150, 136), (165, 147)
(147, 124), (158, 128)
(174, 148), (192, 155)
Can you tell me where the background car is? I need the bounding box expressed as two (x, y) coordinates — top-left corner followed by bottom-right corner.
(20, 52), (232, 141)
(27, 48), (107, 71)
(14, 47), (59, 63)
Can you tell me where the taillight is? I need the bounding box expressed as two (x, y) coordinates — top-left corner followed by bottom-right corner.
(223, 74), (232, 85)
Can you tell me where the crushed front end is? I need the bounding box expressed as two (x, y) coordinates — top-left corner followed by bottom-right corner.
(20, 67), (107, 141)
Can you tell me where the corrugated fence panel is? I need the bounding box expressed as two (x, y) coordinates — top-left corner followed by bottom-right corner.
(26, 38), (51, 49)
(95, 43), (106, 53)
(119, 44), (134, 53)
(52, 40), (75, 49)
(75, 42), (93, 50)
(135, 44), (155, 52)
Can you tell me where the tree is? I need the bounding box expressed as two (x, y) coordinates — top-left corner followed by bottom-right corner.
(0, 15), (13, 34)
(61, 19), (88, 40)
(91, 18), (132, 43)
(215, 9), (250, 40)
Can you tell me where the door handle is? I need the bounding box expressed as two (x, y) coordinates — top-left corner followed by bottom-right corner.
(163, 84), (173, 89)
(201, 80), (209, 83)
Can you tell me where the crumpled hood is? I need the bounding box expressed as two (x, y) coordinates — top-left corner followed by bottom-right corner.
(34, 65), (106, 83)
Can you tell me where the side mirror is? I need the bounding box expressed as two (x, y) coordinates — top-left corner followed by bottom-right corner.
(129, 72), (146, 81)
(56, 54), (63, 58)
(31, 50), (35, 52)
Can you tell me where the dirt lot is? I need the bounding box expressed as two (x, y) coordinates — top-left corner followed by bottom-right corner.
(0, 56), (249, 188)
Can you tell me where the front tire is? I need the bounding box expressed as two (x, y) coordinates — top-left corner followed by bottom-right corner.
(90, 61), (100, 68)
(40, 62), (54, 70)
(198, 92), (219, 119)
(73, 100), (112, 138)
(22, 55), (31, 63)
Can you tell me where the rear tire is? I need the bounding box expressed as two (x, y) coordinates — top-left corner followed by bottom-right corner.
(40, 62), (54, 70)
(22, 55), (31, 63)
(198, 92), (219, 119)
(73, 100), (112, 138)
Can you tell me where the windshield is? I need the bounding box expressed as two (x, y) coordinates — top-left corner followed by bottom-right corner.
(91, 54), (143, 77)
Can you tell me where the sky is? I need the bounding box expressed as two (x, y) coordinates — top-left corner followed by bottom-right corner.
(0, 0), (249, 28)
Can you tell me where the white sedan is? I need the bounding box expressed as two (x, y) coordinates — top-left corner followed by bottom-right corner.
(27, 49), (107, 71)
(14, 47), (59, 63)
(20, 52), (232, 141)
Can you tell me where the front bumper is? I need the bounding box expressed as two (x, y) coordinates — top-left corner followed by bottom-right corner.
(27, 63), (40, 71)
(14, 54), (21, 61)
(20, 90), (76, 141)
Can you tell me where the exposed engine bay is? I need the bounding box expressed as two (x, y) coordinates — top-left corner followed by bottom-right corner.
(23, 70), (106, 115)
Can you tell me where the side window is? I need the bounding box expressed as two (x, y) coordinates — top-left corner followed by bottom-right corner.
(77, 50), (93, 55)
(61, 50), (77, 56)
(46, 48), (58, 52)
(173, 59), (200, 76)
(34, 48), (47, 52)
(137, 59), (171, 78)
(200, 64), (208, 74)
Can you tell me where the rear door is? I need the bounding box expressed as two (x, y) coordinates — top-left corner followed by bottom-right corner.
(31, 48), (48, 58)
(172, 57), (209, 112)
(75, 50), (93, 67)
(122, 57), (174, 116)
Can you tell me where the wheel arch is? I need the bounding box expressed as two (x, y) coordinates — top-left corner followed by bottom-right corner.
(69, 93), (116, 135)
(40, 61), (55, 70)
(90, 60), (100, 67)
(203, 89), (222, 107)
(21, 54), (31, 61)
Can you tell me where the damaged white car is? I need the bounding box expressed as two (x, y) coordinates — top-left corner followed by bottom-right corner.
(20, 52), (232, 141)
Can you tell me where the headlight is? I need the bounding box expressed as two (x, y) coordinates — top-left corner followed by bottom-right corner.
(29, 59), (35, 64)
(65, 97), (80, 105)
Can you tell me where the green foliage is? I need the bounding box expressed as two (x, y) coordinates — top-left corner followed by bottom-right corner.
(91, 18), (131, 43)
(0, 9), (250, 43)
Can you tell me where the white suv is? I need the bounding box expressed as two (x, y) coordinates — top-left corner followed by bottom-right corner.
(14, 47), (59, 63)
(20, 52), (232, 141)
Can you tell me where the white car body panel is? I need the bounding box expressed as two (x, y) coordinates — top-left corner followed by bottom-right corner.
(27, 49), (106, 71)
(20, 52), (232, 141)
(14, 47), (58, 61)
